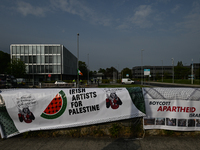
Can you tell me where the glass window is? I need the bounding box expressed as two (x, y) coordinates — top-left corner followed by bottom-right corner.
(49, 46), (52, 54)
(25, 46), (28, 54)
(37, 66), (40, 73)
(53, 46), (57, 54)
(45, 46), (49, 54)
(45, 56), (49, 63)
(33, 46), (36, 54)
(17, 46), (20, 54)
(49, 65), (52, 73)
(41, 55), (45, 63)
(41, 46), (44, 54)
(29, 56), (32, 63)
(36, 46), (40, 54)
(29, 65), (32, 73)
(33, 56), (36, 63)
(33, 65), (36, 73)
(49, 56), (52, 63)
(12, 46), (16, 54)
(57, 55), (61, 63)
(17, 55), (20, 59)
(21, 46), (24, 54)
(41, 65), (44, 73)
(57, 65), (61, 73)
(57, 46), (61, 54)
(45, 65), (49, 73)
(53, 55), (57, 63)
(53, 65), (57, 73)
(29, 46), (32, 54)
(20, 56), (24, 62)
(25, 56), (29, 63)
(36, 55), (40, 64)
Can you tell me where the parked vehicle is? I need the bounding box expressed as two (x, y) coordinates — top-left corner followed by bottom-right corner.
(121, 78), (134, 84)
(0, 74), (17, 88)
(55, 80), (67, 85)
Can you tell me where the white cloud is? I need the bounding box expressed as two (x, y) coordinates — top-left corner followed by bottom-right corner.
(129, 5), (153, 28)
(171, 5), (180, 13)
(16, 1), (48, 17)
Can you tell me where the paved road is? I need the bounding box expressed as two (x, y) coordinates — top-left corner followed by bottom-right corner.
(1, 136), (200, 150)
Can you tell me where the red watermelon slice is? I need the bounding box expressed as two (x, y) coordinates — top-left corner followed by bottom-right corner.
(41, 90), (67, 119)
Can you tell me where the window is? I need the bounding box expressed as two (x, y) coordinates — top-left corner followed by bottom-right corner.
(49, 56), (52, 63)
(49, 65), (52, 73)
(29, 46), (32, 54)
(45, 56), (49, 63)
(57, 55), (61, 63)
(33, 46), (36, 54)
(33, 56), (36, 63)
(29, 65), (32, 73)
(49, 46), (52, 54)
(45, 65), (49, 73)
(57, 46), (61, 54)
(36, 46), (40, 54)
(53, 46), (57, 54)
(41, 55), (45, 63)
(45, 46), (49, 54)
(25, 56), (29, 63)
(17, 46), (20, 54)
(21, 46), (24, 54)
(12, 46), (16, 54)
(37, 66), (40, 73)
(20, 56), (24, 62)
(36, 55), (40, 64)
(57, 65), (61, 73)
(41, 46), (44, 54)
(29, 56), (32, 63)
(25, 46), (28, 54)
(53, 55), (57, 63)
(41, 65), (44, 73)
(53, 65), (57, 73)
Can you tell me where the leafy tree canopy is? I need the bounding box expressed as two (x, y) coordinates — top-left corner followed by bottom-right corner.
(0, 51), (10, 74)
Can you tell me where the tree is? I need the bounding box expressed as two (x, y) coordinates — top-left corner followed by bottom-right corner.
(6, 58), (26, 78)
(0, 51), (10, 74)
(121, 68), (132, 78)
(104, 67), (118, 79)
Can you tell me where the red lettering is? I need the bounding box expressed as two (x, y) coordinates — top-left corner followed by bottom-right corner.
(186, 107), (189, 112)
(172, 106), (176, 112)
(166, 106), (171, 111)
(163, 106), (167, 111)
(157, 106), (163, 111)
(177, 106), (181, 112)
(180, 107), (186, 112)
(192, 107), (196, 112)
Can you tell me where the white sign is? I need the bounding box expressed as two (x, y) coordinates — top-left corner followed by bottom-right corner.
(143, 88), (200, 131)
(144, 69), (150, 76)
(0, 88), (145, 138)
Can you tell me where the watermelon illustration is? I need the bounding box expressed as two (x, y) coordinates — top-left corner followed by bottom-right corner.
(41, 90), (67, 119)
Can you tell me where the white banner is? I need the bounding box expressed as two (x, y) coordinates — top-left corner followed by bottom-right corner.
(143, 88), (200, 131)
(0, 88), (145, 138)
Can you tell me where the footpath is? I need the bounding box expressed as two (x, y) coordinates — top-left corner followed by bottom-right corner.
(1, 135), (200, 150)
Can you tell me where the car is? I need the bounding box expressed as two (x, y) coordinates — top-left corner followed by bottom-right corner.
(121, 78), (134, 84)
(55, 81), (67, 85)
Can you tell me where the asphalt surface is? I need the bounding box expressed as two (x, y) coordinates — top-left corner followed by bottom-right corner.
(1, 136), (200, 150)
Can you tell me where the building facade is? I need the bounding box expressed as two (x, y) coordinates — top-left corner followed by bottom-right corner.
(132, 66), (173, 80)
(10, 44), (77, 83)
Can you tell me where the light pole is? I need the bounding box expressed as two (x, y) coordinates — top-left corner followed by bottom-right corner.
(141, 49), (144, 85)
(171, 58), (174, 83)
(87, 53), (89, 85)
(161, 60), (163, 82)
(191, 59), (193, 84)
(77, 33), (79, 88)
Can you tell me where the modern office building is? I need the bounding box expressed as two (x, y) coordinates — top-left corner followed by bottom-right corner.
(10, 44), (77, 83)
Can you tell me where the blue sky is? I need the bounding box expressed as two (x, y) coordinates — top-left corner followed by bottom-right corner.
(0, 0), (200, 71)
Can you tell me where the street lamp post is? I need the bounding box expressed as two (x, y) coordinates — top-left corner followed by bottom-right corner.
(191, 59), (193, 84)
(171, 58), (174, 83)
(161, 60), (163, 82)
(87, 53), (89, 85)
(141, 49), (144, 85)
(77, 33), (79, 88)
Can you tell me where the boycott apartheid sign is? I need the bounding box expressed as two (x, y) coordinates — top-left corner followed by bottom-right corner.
(143, 88), (200, 131)
(0, 87), (145, 138)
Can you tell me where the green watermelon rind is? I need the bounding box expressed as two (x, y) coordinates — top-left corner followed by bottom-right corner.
(40, 90), (67, 119)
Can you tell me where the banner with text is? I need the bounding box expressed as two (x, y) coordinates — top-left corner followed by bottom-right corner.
(0, 87), (145, 138)
(143, 88), (200, 131)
